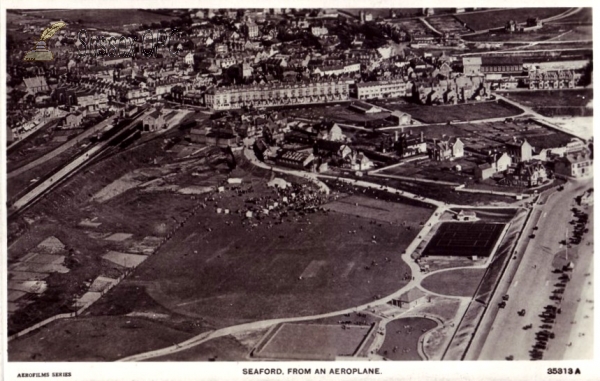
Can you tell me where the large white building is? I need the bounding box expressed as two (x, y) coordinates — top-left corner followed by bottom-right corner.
(355, 78), (411, 100)
(205, 80), (349, 110)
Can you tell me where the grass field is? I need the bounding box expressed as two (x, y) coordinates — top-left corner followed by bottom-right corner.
(255, 323), (371, 359)
(151, 335), (252, 361)
(548, 8), (592, 24)
(378, 317), (437, 360)
(364, 176), (516, 205)
(503, 89), (593, 117)
(340, 8), (458, 20)
(323, 195), (433, 225)
(422, 222), (506, 258)
(421, 268), (487, 297)
(8, 316), (195, 361)
(282, 103), (391, 125)
(504, 89), (592, 108)
(372, 100), (522, 123)
(119, 206), (418, 326)
(19, 9), (177, 30)
(416, 296), (463, 322)
(464, 24), (569, 42)
(456, 8), (569, 31)
(426, 16), (470, 35)
(86, 173), (430, 328)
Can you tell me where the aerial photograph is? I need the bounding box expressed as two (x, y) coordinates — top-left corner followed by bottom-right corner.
(4, 7), (593, 363)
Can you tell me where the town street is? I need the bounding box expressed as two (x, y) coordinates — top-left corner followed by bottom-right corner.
(475, 177), (592, 360)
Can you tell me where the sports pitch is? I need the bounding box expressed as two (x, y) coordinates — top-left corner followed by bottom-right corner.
(422, 222), (506, 258)
(255, 323), (372, 360)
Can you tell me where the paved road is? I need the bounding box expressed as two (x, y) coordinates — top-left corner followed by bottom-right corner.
(476, 177), (592, 360)
(8, 115), (117, 179)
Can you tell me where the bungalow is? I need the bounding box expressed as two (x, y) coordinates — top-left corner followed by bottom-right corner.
(389, 287), (427, 309)
(456, 210), (477, 221)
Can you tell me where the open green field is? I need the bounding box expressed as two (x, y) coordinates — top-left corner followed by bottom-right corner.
(378, 317), (437, 360)
(151, 335), (251, 361)
(426, 16), (470, 35)
(464, 24), (569, 42)
(503, 89), (593, 117)
(372, 100), (522, 123)
(119, 201), (419, 326)
(339, 8), (457, 20)
(364, 176), (516, 205)
(421, 268), (487, 297)
(282, 103), (391, 125)
(379, 158), (477, 184)
(456, 8), (569, 31)
(18, 9), (177, 30)
(323, 194), (433, 225)
(8, 316), (195, 361)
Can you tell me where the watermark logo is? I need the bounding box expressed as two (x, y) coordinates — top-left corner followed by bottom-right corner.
(23, 21), (66, 62)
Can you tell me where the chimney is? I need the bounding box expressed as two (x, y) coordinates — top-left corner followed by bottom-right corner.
(420, 131), (424, 142)
(394, 131), (398, 142)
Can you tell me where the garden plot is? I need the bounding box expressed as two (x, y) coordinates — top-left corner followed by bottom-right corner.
(35, 236), (66, 254)
(8, 280), (48, 294)
(128, 236), (162, 255)
(104, 233), (133, 242)
(8, 290), (28, 302)
(78, 218), (102, 228)
(11, 262), (70, 274)
(177, 186), (214, 195)
(74, 292), (103, 308)
(85, 231), (113, 239)
(8, 271), (50, 281)
(91, 173), (142, 203)
(24, 253), (65, 265)
(8, 303), (21, 313)
(88, 276), (118, 293)
(102, 251), (148, 268)
(427, 16), (470, 35)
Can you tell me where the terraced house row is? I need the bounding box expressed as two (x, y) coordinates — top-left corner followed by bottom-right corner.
(205, 80), (350, 110)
